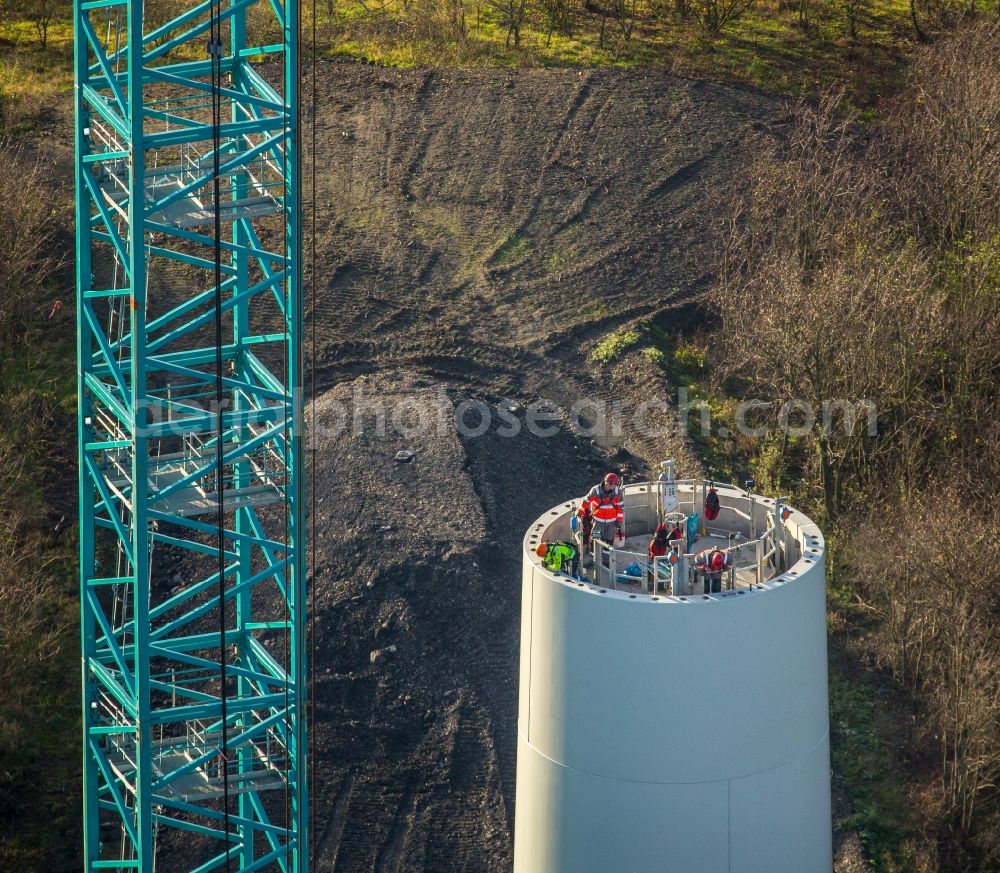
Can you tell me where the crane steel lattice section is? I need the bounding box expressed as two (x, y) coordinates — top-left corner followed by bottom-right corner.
(74, 1), (306, 870)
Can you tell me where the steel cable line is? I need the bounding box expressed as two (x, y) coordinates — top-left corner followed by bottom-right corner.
(282, 11), (292, 869)
(309, 2), (319, 867)
(207, 1), (233, 869)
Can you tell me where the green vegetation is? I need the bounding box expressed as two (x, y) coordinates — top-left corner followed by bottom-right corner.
(590, 327), (640, 363)
(308, 0), (919, 105)
(597, 320), (741, 479)
(0, 15), (73, 132)
(671, 340), (706, 375)
(828, 547), (926, 871)
(828, 671), (922, 871)
(626, 322), (706, 382)
(0, 0), (952, 136)
(640, 345), (665, 366)
(490, 230), (534, 267)
(545, 245), (576, 276)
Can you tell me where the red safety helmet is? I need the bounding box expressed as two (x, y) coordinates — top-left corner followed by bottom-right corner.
(603, 472), (620, 488)
(710, 550), (729, 572)
(535, 543), (549, 557)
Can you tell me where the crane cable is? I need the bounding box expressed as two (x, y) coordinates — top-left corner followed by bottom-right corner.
(281, 4), (293, 867)
(207, 0), (233, 869)
(310, 37), (318, 873)
(308, 1), (319, 868)
(208, 6), (316, 870)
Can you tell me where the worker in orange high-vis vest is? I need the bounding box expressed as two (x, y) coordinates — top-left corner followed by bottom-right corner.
(583, 472), (624, 546)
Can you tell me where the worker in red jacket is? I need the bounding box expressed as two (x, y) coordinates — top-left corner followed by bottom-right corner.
(647, 522), (669, 591)
(647, 522), (680, 590)
(694, 547), (733, 594)
(649, 521), (683, 557)
(648, 522), (670, 559)
(583, 472), (624, 545)
(574, 501), (594, 551)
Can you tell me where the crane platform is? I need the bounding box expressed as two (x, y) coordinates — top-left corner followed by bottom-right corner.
(88, 119), (283, 230)
(105, 726), (287, 804)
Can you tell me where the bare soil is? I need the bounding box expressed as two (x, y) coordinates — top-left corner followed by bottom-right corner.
(305, 65), (783, 394)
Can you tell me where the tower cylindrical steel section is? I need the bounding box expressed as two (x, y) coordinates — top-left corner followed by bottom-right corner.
(514, 482), (832, 873)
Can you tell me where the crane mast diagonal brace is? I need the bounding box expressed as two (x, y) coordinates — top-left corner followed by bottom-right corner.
(74, 1), (307, 870)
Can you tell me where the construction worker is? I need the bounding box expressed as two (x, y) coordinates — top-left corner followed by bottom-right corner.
(583, 472), (624, 546)
(648, 522), (670, 560)
(574, 501), (594, 564)
(693, 547), (733, 594)
(649, 520), (683, 558)
(535, 541), (580, 579)
(647, 522), (671, 591)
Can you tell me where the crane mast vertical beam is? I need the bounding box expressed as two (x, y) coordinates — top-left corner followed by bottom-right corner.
(74, 2), (306, 871)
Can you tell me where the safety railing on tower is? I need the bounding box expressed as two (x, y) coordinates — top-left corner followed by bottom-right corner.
(567, 480), (790, 596)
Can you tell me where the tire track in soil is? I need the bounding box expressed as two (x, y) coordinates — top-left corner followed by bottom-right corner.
(397, 70), (438, 202)
(373, 778), (418, 873)
(498, 74), (603, 252)
(640, 142), (728, 205)
(319, 769), (354, 872)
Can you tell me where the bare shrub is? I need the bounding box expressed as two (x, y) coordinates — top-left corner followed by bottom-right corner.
(880, 22), (1000, 250)
(613, 0), (638, 40)
(0, 446), (67, 822)
(714, 93), (944, 516)
(0, 140), (61, 384)
(540, 0), (575, 44)
(849, 483), (1000, 859)
(404, 0), (475, 50)
(841, 0), (869, 39)
(877, 22), (1000, 465)
(696, 0), (757, 32)
(489, 0), (529, 48)
(6, 0), (68, 50)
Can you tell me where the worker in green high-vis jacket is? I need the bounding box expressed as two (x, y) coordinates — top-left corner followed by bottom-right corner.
(535, 541), (580, 578)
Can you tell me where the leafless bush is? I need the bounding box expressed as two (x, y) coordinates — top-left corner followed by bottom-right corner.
(0, 447), (67, 822)
(540, 0), (575, 44)
(404, 0), (475, 49)
(876, 23), (1000, 465)
(613, 0), (638, 39)
(848, 483), (1000, 859)
(696, 0), (757, 32)
(0, 140), (61, 383)
(880, 21), (1000, 250)
(841, 0), (869, 39)
(911, 0), (985, 39)
(716, 42), (1000, 511)
(715, 93), (944, 516)
(489, 0), (529, 48)
(0, 535), (63, 690)
(730, 92), (874, 272)
(5, 0), (68, 50)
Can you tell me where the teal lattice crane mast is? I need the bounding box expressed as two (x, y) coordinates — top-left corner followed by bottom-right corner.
(74, 1), (307, 870)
